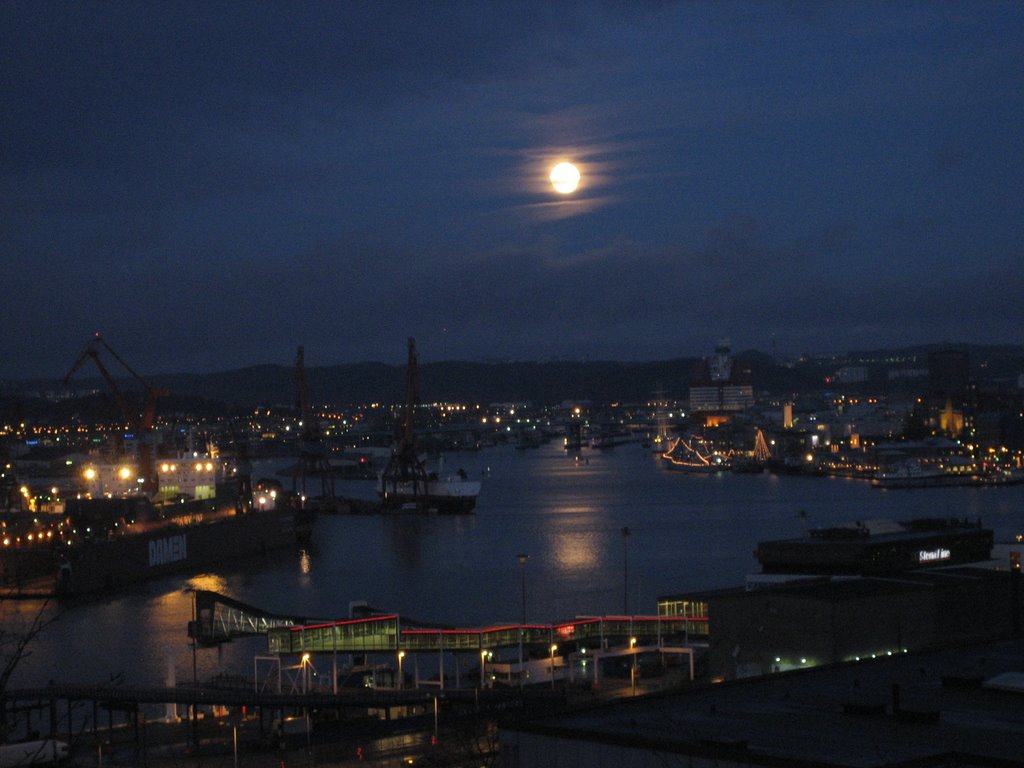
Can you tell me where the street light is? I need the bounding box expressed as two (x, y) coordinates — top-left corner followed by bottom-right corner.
(550, 644), (558, 689)
(630, 637), (637, 696)
(622, 526), (631, 615)
(300, 652), (313, 754)
(397, 651), (405, 690)
(480, 649), (487, 689)
(301, 652), (311, 694)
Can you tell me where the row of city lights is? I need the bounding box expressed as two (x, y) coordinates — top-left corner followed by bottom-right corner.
(2, 530), (55, 546)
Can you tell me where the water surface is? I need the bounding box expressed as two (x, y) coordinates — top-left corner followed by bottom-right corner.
(5, 443), (1021, 687)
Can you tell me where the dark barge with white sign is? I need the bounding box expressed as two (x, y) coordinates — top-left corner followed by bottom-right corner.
(755, 517), (993, 576)
(1, 496), (310, 597)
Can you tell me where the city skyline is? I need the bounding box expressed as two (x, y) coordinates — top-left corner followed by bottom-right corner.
(3, 2), (1022, 378)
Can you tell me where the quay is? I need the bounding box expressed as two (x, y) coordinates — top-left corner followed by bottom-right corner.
(2, 653), (696, 767)
(1, 677), (647, 767)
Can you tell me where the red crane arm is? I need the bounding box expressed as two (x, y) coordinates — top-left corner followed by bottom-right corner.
(63, 336), (132, 423)
(64, 333), (168, 432)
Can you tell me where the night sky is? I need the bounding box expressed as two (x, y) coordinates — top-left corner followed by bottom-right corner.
(3, 2), (1022, 379)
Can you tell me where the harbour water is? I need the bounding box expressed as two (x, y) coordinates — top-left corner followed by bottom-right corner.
(4, 442), (1022, 689)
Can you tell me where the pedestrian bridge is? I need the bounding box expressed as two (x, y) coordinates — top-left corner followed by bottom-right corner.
(189, 590), (708, 654)
(269, 614), (706, 655)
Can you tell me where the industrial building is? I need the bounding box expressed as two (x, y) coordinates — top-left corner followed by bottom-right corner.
(657, 519), (1020, 681)
(499, 542), (1024, 767)
(499, 636), (1024, 767)
(688, 567), (1021, 680)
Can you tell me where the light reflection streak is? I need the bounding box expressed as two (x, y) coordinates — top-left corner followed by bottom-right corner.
(549, 529), (600, 574)
(186, 574), (229, 593)
(541, 503), (603, 574)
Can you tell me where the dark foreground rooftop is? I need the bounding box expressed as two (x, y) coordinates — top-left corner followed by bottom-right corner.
(502, 637), (1024, 767)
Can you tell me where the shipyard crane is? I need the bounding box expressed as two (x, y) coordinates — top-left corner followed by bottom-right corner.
(291, 345), (336, 505)
(379, 337), (431, 505)
(63, 333), (169, 496)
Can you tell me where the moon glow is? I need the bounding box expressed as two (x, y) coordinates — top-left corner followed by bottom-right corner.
(550, 162), (581, 194)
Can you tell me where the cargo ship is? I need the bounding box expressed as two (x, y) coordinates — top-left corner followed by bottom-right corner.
(377, 470), (481, 514)
(754, 517), (993, 576)
(871, 459), (978, 489)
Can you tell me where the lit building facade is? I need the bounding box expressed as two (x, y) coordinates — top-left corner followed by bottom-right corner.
(81, 456), (224, 501)
(928, 348), (972, 438)
(688, 339), (754, 418)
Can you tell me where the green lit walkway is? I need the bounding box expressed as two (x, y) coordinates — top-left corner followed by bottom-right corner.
(188, 590), (707, 654)
(266, 614), (705, 655)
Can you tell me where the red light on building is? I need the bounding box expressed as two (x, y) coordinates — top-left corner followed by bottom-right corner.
(556, 623), (576, 639)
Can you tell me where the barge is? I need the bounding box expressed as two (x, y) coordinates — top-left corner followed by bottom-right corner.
(1, 496), (311, 597)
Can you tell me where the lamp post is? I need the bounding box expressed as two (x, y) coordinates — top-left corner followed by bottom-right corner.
(301, 653), (311, 694)
(630, 637), (637, 696)
(397, 651), (405, 690)
(550, 644), (558, 689)
(300, 652), (312, 756)
(480, 649), (487, 689)
(622, 526), (631, 615)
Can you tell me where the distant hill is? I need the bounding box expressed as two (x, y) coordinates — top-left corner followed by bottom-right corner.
(151, 358), (710, 407)
(3, 344), (1021, 409)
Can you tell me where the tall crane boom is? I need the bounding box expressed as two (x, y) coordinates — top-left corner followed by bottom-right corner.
(63, 333), (169, 496)
(398, 336), (419, 456)
(291, 346), (335, 503)
(379, 337), (430, 503)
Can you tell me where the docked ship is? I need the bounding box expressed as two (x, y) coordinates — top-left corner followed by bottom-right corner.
(58, 498), (306, 595)
(590, 428), (640, 449)
(871, 459), (977, 489)
(755, 517), (993, 576)
(377, 338), (481, 513)
(661, 434), (732, 472)
(1, 458), (313, 597)
(377, 470), (481, 514)
(0, 336), (316, 596)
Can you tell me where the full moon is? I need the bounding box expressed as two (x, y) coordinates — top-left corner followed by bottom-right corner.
(550, 161), (581, 194)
